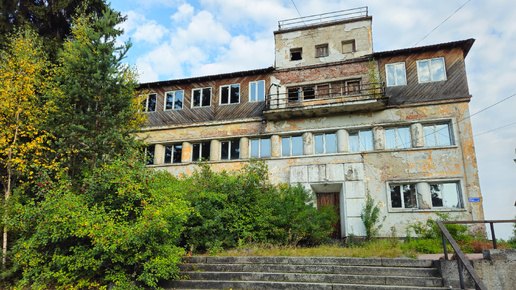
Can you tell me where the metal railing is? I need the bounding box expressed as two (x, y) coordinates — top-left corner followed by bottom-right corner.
(437, 219), (516, 289)
(265, 82), (385, 110)
(278, 7), (368, 31)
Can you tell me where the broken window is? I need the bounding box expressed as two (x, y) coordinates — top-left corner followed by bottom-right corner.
(142, 93), (157, 112)
(315, 44), (329, 57)
(221, 140), (240, 160)
(249, 80), (265, 102)
(390, 184), (418, 209)
(192, 87), (211, 107)
(417, 57), (446, 83)
(386, 62), (407, 87)
(385, 127), (411, 149)
(281, 136), (303, 156)
(164, 144), (182, 164)
(192, 142), (210, 161)
(349, 129), (373, 152)
(220, 84), (240, 105)
(288, 87), (301, 102)
(144, 145), (155, 165)
(430, 182), (463, 208)
(341, 40), (356, 53)
(165, 90), (183, 110)
(290, 48), (302, 61)
(314, 133), (337, 154)
(250, 138), (271, 158)
(346, 80), (361, 95)
(302, 86), (316, 100)
(424, 123), (453, 147)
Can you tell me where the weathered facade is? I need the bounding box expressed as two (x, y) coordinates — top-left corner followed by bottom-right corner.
(138, 7), (484, 238)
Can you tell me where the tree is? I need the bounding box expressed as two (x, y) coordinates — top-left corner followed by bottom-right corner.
(0, 0), (109, 59)
(0, 28), (57, 267)
(50, 8), (145, 181)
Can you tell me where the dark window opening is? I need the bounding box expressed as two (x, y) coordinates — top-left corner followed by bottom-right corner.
(290, 48), (302, 61)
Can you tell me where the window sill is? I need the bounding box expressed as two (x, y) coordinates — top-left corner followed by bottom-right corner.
(388, 208), (467, 213)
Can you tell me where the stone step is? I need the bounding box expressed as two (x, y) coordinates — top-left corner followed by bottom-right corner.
(180, 271), (444, 287)
(180, 263), (439, 277)
(185, 256), (435, 268)
(164, 280), (450, 290)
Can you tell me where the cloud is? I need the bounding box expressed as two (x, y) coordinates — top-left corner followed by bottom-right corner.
(132, 20), (168, 44)
(171, 3), (195, 23)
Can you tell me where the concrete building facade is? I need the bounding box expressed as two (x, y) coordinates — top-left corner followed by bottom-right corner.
(138, 7), (484, 238)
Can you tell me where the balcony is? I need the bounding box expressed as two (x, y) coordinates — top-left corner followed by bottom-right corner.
(264, 82), (387, 120)
(277, 7), (369, 31)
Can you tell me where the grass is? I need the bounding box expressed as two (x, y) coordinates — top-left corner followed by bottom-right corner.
(199, 239), (419, 259)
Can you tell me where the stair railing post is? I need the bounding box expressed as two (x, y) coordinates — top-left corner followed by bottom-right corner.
(489, 222), (497, 249)
(457, 258), (465, 289)
(441, 233), (448, 260)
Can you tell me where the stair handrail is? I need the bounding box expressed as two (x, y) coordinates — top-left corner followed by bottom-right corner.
(436, 221), (487, 290)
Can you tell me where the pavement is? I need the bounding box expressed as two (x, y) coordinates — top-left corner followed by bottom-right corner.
(417, 253), (484, 260)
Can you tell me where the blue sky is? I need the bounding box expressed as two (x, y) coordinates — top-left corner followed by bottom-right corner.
(109, 0), (516, 239)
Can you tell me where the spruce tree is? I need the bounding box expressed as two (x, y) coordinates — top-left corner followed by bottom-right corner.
(51, 7), (145, 180)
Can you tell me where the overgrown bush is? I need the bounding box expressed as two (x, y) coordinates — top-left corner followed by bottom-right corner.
(360, 193), (385, 241)
(7, 158), (191, 289)
(180, 161), (337, 252)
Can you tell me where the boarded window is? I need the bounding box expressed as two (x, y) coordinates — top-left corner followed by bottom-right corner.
(342, 40), (356, 53)
(315, 44), (329, 57)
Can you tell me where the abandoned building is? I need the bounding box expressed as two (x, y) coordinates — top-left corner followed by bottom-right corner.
(138, 7), (485, 238)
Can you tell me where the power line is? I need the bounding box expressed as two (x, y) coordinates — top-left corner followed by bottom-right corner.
(413, 0), (471, 47)
(474, 121), (516, 137)
(469, 92), (516, 119)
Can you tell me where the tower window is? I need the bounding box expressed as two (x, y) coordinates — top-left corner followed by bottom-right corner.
(290, 48), (302, 61)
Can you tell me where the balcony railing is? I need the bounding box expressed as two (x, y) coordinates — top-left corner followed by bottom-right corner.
(278, 7), (368, 31)
(265, 82), (385, 111)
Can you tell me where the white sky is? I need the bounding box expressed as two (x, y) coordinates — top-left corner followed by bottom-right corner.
(109, 0), (516, 239)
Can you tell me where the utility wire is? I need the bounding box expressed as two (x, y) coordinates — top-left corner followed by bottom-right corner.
(474, 121), (516, 137)
(413, 0), (470, 47)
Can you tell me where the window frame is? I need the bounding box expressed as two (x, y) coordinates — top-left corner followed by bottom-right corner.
(315, 44), (329, 58)
(385, 62), (407, 87)
(388, 180), (464, 211)
(430, 182), (464, 209)
(250, 138), (271, 158)
(144, 145), (155, 165)
(164, 144), (182, 164)
(191, 87), (212, 108)
(389, 183), (419, 209)
(385, 127), (412, 149)
(142, 93), (157, 112)
(221, 139), (240, 160)
(249, 80), (265, 102)
(423, 123), (454, 147)
(349, 129), (374, 152)
(416, 57), (447, 83)
(192, 141), (210, 162)
(164, 90), (184, 111)
(281, 135), (303, 156)
(219, 84), (240, 105)
(290, 48), (302, 61)
(314, 132), (337, 154)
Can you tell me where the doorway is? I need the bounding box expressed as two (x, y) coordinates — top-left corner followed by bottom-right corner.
(316, 192), (342, 239)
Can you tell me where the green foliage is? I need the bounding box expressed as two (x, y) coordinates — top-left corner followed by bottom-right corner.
(50, 7), (145, 180)
(360, 193), (385, 241)
(405, 212), (472, 254)
(180, 161), (337, 252)
(6, 158), (191, 289)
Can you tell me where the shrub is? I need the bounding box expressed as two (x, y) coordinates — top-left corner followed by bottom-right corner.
(7, 158), (191, 289)
(360, 193), (385, 241)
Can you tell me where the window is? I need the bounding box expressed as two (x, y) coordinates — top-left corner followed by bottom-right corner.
(346, 80), (361, 95)
(424, 124), (453, 147)
(430, 182), (463, 208)
(220, 84), (240, 105)
(390, 184), (418, 209)
(165, 90), (183, 110)
(164, 144), (182, 164)
(142, 93), (157, 112)
(349, 129), (373, 152)
(144, 145), (155, 165)
(281, 136), (303, 156)
(192, 87), (211, 107)
(385, 127), (411, 149)
(192, 142), (210, 161)
(288, 87), (301, 102)
(249, 80), (265, 102)
(386, 62), (407, 87)
(250, 138), (271, 158)
(290, 48), (302, 61)
(342, 40), (356, 53)
(417, 57), (446, 83)
(315, 44), (329, 57)
(221, 140), (240, 160)
(314, 133), (337, 154)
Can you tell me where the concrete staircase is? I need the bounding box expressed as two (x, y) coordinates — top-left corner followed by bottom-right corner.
(162, 256), (451, 289)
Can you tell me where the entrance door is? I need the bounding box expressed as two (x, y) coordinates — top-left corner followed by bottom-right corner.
(316, 192), (341, 239)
